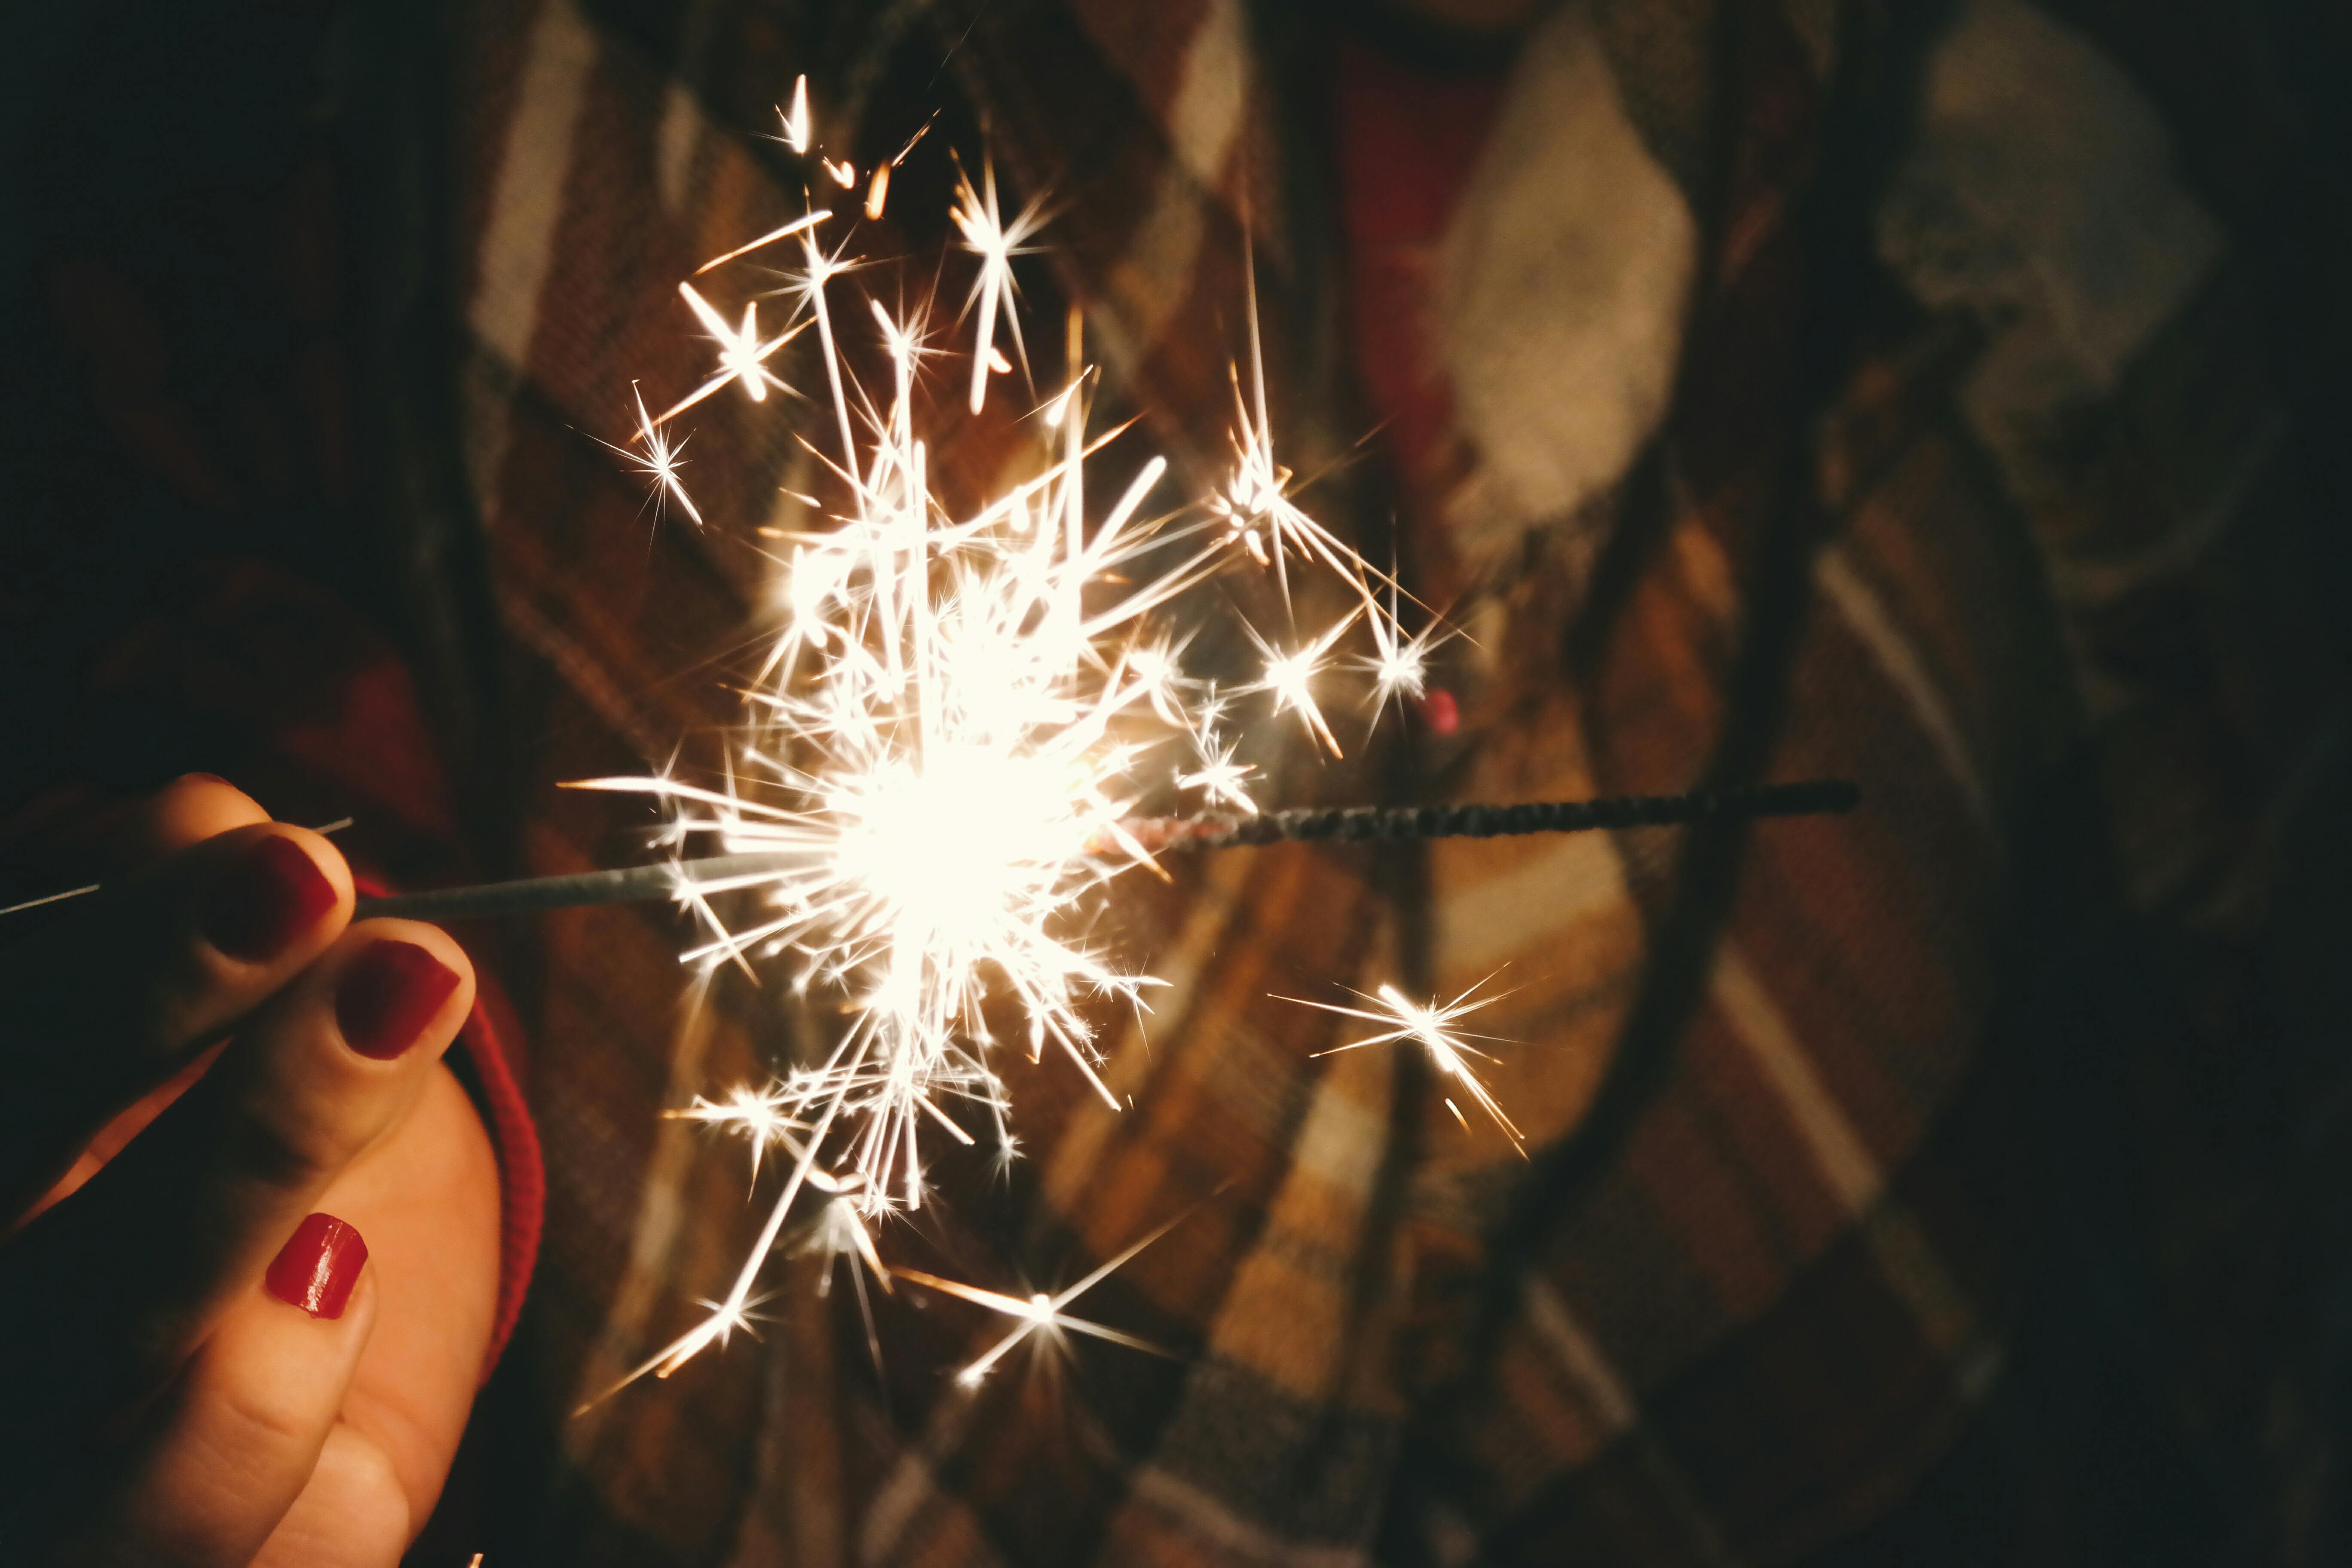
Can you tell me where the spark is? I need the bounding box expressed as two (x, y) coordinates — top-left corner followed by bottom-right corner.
(594, 384), (704, 525)
(779, 75), (811, 154)
(784, 224), (867, 467)
(759, 1132), (900, 1373)
(1203, 234), (1405, 628)
(666, 1082), (807, 1183)
(950, 154), (1046, 413)
(892, 1205), (1192, 1387)
(1283, 980), (1525, 1155)
(1359, 571), (1451, 726)
(693, 210), (828, 276)
(1243, 609), (1360, 758)
(652, 282), (808, 428)
(1176, 728), (1258, 815)
(890, 113), (937, 167)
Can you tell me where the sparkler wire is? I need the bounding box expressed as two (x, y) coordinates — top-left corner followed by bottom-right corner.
(352, 780), (1856, 922)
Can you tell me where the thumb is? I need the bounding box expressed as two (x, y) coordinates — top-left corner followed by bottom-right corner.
(55, 1219), (380, 1567)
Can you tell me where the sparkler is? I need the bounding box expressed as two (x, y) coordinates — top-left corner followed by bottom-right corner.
(566, 99), (1456, 1383)
(354, 782), (1860, 923)
(548, 131), (1855, 1387)
(1, 80), (1861, 1400)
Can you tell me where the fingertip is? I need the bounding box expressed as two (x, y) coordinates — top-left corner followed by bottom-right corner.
(144, 773), (272, 855)
(267, 822), (356, 912)
(65, 1248), (387, 1568)
(331, 923), (475, 1065)
(197, 826), (352, 967)
(264, 1212), (371, 1320)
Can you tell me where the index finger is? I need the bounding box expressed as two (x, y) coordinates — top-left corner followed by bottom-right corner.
(0, 808), (352, 1216)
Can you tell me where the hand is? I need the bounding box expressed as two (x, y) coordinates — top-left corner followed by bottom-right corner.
(0, 777), (503, 1566)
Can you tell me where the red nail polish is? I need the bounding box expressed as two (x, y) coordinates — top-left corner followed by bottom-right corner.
(335, 940), (460, 1060)
(265, 1213), (367, 1318)
(201, 836), (338, 961)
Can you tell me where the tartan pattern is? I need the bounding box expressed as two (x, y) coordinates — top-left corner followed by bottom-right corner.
(431, 1), (2337, 1564)
(3, 1), (2339, 1563)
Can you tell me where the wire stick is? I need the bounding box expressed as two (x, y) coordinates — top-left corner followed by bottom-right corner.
(356, 779), (1857, 922)
(0, 883), (101, 918)
(0, 814), (356, 919)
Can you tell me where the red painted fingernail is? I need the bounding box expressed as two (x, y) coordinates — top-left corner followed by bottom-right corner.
(335, 940), (460, 1060)
(265, 1213), (367, 1319)
(201, 835), (338, 961)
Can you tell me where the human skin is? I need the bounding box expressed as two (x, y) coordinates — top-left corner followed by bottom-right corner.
(0, 776), (502, 1567)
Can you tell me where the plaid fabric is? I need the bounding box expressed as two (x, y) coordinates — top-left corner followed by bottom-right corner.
(428, 1), (2351, 1563)
(9, 1), (2347, 1564)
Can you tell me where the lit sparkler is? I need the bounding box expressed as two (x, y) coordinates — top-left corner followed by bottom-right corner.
(0, 72), (1867, 1410)
(513, 87), (1853, 1402)
(578, 120), (1411, 1388)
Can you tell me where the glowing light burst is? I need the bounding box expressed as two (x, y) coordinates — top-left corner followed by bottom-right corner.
(577, 95), (1473, 1395)
(1244, 609), (1359, 758)
(1360, 571), (1453, 730)
(666, 1084), (807, 1184)
(1175, 726), (1257, 815)
(1286, 980), (1526, 1155)
(653, 281), (808, 427)
(950, 154), (1047, 414)
(892, 1205), (1191, 1387)
(595, 384), (704, 526)
(779, 74), (811, 154)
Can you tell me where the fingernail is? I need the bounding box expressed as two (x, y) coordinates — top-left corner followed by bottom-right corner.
(201, 835), (338, 961)
(335, 940), (460, 1060)
(265, 1213), (368, 1319)
(177, 772), (233, 788)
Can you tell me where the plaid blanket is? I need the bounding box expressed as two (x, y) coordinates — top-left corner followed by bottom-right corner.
(10, 1), (2349, 1564)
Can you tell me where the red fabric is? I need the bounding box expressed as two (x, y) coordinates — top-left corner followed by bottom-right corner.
(1331, 32), (1510, 488)
(450, 974), (543, 1377)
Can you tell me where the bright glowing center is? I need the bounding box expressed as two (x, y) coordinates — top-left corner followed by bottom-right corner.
(830, 746), (1082, 953)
